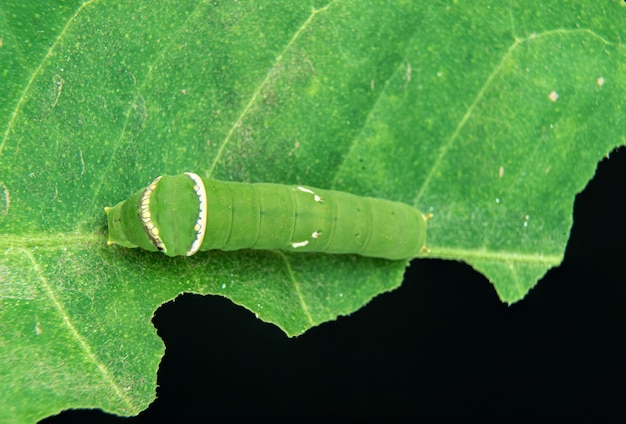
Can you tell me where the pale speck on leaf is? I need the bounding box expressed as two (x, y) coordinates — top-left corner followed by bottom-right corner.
(548, 90), (559, 102)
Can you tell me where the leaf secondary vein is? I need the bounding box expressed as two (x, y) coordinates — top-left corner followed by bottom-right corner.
(330, 61), (409, 190)
(0, 0), (98, 159)
(412, 28), (616, 206)
(207, 1), (337, 177)
(88, 0), (212, 207)
(428, 246), (563, 265)
(0, 233), (101, 251)
(276, 251), (315, 327)
(23, 248), (136, 411)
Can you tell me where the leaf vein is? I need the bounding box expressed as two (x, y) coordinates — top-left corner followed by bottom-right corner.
(0, 234), (101, 251)
(330, 60), (409, 189)
(23, 248), (135, 410)
(88, 0), (212, 206)
(413, 27), (616, 206)
(428, 246), (563, 265)
(207, 1), (337, 177)
(277, 251), (315, 326)
(0, 0), (98, 159)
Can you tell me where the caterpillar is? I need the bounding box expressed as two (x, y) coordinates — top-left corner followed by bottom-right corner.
(104, 173), (429, 260)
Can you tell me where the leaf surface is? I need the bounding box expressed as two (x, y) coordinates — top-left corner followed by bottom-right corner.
(1, 1), (625, 421)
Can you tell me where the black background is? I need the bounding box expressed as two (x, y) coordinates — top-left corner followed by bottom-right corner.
(44, 147), (626, 423)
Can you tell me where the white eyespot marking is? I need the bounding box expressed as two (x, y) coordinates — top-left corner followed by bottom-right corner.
(548, 90), (559, 102)
(291, 240), (309, 248)
(312, 230), (322, 239)
(185, 172), (208, 256)
(139, 176), (166, 252)
(297, 186), (324, 203)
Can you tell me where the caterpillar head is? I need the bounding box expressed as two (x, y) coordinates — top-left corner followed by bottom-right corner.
(105, 173), (207, 257)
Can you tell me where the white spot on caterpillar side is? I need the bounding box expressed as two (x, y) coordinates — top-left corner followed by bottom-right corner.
(498, 166), (504, 178)
(185, 172), (208, 256)
(139, 175), (166, 253)
(291, 240), (309, 248)
(297, 186), (314, 194)
(297, 186), (324, 203)
(311, 230), (322, 239)
(597, 76), (605, 87)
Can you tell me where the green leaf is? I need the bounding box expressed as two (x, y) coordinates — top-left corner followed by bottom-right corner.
(1, 0), (625, 421)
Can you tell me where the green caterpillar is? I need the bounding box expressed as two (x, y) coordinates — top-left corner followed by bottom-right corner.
(105, 173), (429, 260)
